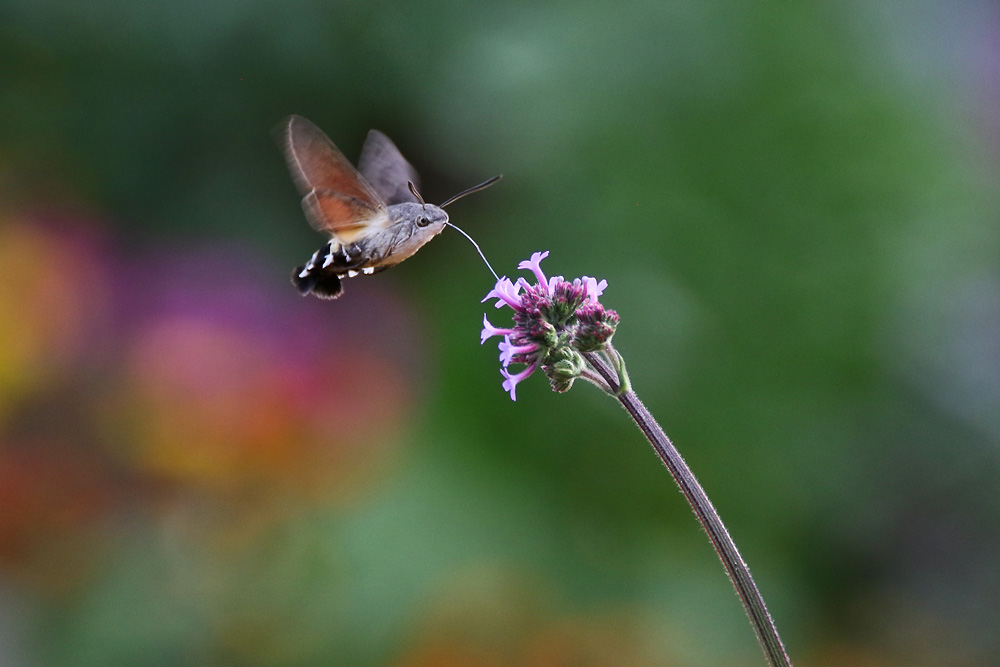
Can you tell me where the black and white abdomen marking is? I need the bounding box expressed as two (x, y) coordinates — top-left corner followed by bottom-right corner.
(291, 241), (380, 299)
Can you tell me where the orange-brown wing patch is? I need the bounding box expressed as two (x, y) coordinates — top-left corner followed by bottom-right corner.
(302, 189), (388, 244)
(279, 115), (385, 212)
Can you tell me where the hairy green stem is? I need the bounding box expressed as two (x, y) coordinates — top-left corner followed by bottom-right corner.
(583, 351), (793, 667)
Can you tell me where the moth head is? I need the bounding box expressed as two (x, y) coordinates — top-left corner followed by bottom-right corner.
(404, 181), (450, 234)
(391, 202), (449, 237)
(416, 204), (449, 229)
(416, 205), (449, 229)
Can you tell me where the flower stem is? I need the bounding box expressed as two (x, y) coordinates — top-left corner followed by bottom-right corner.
(583, 351), (793, 667)
(602, 344), (631, 395)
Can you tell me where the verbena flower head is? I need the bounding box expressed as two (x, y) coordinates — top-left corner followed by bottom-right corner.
(481, 251), (619, 400)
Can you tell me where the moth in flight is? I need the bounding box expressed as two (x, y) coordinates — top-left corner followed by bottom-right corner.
(277, 115), (499, 299)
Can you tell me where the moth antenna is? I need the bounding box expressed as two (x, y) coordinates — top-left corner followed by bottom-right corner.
(407, 181), (427, 209)
(444, 221), (499, 281)
(439, 175), (502, 208)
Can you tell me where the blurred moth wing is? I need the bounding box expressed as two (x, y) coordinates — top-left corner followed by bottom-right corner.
(278, 115), (390, 245)
(357, 129), (422, 206)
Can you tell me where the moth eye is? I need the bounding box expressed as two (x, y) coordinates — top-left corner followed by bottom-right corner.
(416, 216), (430, 227)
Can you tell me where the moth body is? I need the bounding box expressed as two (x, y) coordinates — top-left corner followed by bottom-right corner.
(292, 202), (448, 299)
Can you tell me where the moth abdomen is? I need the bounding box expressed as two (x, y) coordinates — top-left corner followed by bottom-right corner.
(292, 267), (343, 299)
(292, 241), (382, 299)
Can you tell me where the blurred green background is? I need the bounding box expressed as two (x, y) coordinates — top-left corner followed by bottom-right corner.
(2, 1), (999, 665)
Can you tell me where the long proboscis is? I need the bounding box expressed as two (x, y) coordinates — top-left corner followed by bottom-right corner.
(438, 175), (502, 280)
(408, 175), (502, 280)
(445, 221), (499, 281)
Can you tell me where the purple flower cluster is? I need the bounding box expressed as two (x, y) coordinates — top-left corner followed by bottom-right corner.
(481, 251), (619, 400)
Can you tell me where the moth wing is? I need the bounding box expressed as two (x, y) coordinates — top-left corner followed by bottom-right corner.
(357, 129), (421, 205)
(278, 115), (389, 236)
(302, 190), (390, 244)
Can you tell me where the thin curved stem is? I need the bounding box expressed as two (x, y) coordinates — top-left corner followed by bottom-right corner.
(583, 351), (793, 667)
(578, 367), (613, 393)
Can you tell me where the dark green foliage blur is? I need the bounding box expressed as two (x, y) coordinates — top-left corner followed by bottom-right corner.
(2, 1), (999, 665)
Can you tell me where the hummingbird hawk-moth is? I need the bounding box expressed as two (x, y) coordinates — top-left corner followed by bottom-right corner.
(277, 115), (499, 299)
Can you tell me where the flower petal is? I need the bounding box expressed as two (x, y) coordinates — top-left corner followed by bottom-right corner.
(580, 276), (607, 302)
(500, 361), (539, 401)
(498, 338), (539, 366)
(481, 314), (515, 344)
(481, 277), (523, 309)
(517, 251), (549, 289)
